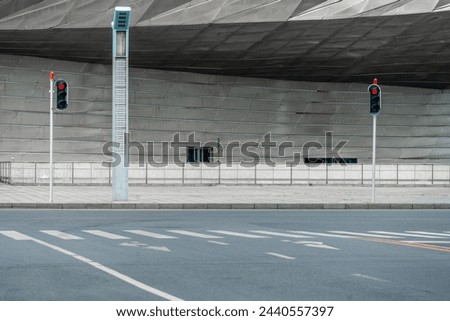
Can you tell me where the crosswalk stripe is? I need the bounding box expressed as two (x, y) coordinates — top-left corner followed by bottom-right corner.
(208, 230), (269, 239)
(0, 231), (33, 241)
(167, 230), (223, 239)
(249, 230), (313, 238)
(290, 231), (355, 239)
(125, 230), (178, 239)
(82, 230), (130, 240)
(41, 230), (83, 240)
(404, 231), (450, 237)
(328, 231), (402, 239)
(368, 231), (446, 239)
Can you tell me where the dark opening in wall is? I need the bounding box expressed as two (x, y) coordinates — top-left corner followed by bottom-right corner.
(304, 158), (358, 164)
(187, 147), (211, 163)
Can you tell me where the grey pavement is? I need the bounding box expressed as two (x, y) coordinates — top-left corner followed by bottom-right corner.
(0, 184), (449, 209)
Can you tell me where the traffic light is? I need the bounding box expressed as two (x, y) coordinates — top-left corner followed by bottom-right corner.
(368, 83), (381, 114)
(55, 79), (68, 110)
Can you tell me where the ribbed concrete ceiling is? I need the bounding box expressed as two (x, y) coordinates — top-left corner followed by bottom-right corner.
(1, 0), (450, 88)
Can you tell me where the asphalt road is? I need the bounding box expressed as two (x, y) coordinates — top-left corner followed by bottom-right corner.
(0, 209), (449, 301)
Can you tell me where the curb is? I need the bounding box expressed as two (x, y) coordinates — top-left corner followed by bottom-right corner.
(1, 203), (450, 210)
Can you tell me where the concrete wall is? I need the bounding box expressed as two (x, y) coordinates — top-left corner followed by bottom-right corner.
(10, 162), (450, 186)
(1, 54), (450, 163)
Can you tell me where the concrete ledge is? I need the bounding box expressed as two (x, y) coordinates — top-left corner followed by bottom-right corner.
(368, 203), (391, 209)
(254, 203), (278, 209)
(183, 203), (208, 209)
(345, 203), (369, 209)
(0, 203), (12, 208)
(86, 203), (112, 209)
(231, 204), (255, 209)
(435, 204), (450, 209)
(207, 204), (232, 209)
(136, 203), (159, 209)
(390, 204), (413, 209)
(413, 204), (436, 209)
(158, 204), (184, 209)
(37, 203), (63, 209)
(0, 203), (449, 210)
(324, 204), (346, 209)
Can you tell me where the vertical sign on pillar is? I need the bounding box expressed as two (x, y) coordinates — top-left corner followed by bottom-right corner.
(112, 7), (131, 201)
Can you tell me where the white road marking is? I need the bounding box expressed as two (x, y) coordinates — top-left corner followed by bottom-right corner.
(294, 241), (339, 250)
(405, 231), (450, 237)
(120, 241), (147, 247)
(352, 273), (390, 283)
(249, 230), (313, 238)
(329, 231), (402, 239)
(266, 252), (296, 260)
(83, 230), (130, 240)
(369, 231), (446, 239)
(146, 246), (171, 252)
(290, 231), (355, 239)
(16, 235), (182, 301)
(208, 230), (269, 239)
(0, 231), (33, 241)
(41, 230), (83, 240)
(401, 241), (450, 244)
(167, 230), (223, 239)
(208, 241), (230, 246)
(125, 230), (178, 239)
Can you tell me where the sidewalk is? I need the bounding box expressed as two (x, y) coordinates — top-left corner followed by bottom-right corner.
(0, 185), (449, 209)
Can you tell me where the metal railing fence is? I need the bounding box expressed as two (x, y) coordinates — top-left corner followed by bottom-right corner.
(0, 161), (11, 184)
(7, 162), (450, 186)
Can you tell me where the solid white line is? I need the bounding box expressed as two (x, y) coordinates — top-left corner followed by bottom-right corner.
(401, 241), (450, 244)
(352, 273), (390, 283)
(290, 231), (355, 239)
(25, 235), (182, 301)
(125, 230), (178, 239)
(83, 230), (130, 240)
(0, 231), (33, 241)
(369, 231), (446, 239)
(208, 241), (230, 246)
(208, 230), (269, 239)
(329, 231), (402, 239)
(249, 230), (313, 238)
(405, 231), (450, 237)
(266, 252), (296, 260)
(167, 230), (223, 239)
(41, 230), (84, 240)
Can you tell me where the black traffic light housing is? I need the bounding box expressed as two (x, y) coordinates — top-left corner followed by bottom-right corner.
(368, 83), (381, 115)
(55, 79), (68, 110)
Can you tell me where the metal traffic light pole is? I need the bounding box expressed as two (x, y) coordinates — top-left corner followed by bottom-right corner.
(49, 71), (54, 202)
(368, 78), (381, 202)
(372, 112), (377, 202)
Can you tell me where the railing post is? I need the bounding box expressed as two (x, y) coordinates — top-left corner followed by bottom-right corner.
(290, 163), (293, 185)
